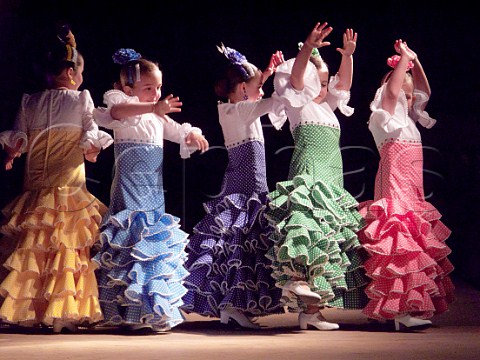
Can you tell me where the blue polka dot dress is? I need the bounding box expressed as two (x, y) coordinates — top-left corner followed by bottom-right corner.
(92, 90), (201, 331)
(182, 99), (284, 318)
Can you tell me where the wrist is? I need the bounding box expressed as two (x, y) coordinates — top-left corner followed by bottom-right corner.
(151, 101), (156, 113)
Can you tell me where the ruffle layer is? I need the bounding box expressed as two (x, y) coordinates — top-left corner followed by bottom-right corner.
(182, 192), (283, 317)
(265, 173), (369, 309)
(0, 187), (105, 325)
(2, 187), (105, 250)
(358, 197), (455, 319)
(93, 209), (189, 330)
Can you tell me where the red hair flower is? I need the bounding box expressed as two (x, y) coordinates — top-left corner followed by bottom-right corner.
(387, 55), (414, 71)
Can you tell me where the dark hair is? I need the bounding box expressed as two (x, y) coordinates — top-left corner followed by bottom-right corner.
(214, 62), (260, 99)
(44, 23), (83, 88)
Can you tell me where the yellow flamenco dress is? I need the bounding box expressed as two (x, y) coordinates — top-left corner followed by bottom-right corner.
(0, 128), (106, 327)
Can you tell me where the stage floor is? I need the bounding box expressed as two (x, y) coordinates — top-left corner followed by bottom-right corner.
(1, 275), (479, 360)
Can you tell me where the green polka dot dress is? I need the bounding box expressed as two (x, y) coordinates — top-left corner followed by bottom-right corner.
(266, 59), (369, 310)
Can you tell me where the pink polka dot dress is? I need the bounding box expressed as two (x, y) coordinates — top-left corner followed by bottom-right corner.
(357, 85), (455, 320)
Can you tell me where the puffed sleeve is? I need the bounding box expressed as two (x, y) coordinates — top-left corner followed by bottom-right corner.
(0, 94), (29, 153)
(273, 58), (321, 107)
(410, 89), (436, 128)
(79, 90), (113, 151)
(93, 89), (142, 129)
(267, 58), (320, 130)
(326, 74), (354, 117)
(162, 116), (203, 159)
(369, 84), (409, 133)
(267, 92), (288, 130)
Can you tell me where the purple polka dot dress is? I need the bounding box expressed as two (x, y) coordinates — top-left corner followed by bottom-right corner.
(182, 99), (284, 318)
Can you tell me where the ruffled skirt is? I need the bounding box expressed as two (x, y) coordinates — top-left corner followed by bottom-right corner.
(266, 124), (369, 310)
(182, 141), (283, 317)
(0, 129), (105, 326)
(358, 141), (454, 320)
(93, 143), (188, 331)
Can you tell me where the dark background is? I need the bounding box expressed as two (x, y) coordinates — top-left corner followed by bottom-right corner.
(1, 0), (479, 289)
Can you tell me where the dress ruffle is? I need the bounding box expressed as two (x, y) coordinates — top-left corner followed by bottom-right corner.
(182, 191), (283, 317)
(0, 187), (105, 326)
(93, 208), (189, 331)
(358, 197), (455, 320)
(266, 173), (368, 309)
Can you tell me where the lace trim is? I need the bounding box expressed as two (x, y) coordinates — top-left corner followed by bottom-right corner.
(292, 121), (340, 132)
(225, 137), (264, 149)
(115, 138), (162, 146)
(378, 137), (422, 150)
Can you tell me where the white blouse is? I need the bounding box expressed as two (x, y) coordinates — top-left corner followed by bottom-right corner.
(218, 97), (284, 149)
(93, 90), (202, 159)
(368, 84), (436, 149)
(0, 89), (113, 153)
(268, 58), (354, 132)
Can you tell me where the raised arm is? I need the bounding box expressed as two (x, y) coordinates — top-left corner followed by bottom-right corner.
(335, 28), (357, 91)
(411, 56), (431, 97)
(110, 94), (182, 120)
(382, 39), (416, 115)
(261, 50), (285, 84)
(291, 22), (333, 91)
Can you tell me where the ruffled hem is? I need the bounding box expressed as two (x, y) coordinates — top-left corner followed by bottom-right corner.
(0, 186), (105, 325)
(0, 246), (103, 325)
(358, 197), (455, 319)
(182, 192), (283, 317)
(265, 173), (369, 309)
(2, 187), (106, 250)
(93, 208), (189, 329)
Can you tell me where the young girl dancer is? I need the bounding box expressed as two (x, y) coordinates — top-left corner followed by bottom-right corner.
(181, 44), (285, 329)
(92, 48), (208, 332)
(265, 22), (369, 330)
(357, 39), (455, 331)
(0, 24), (112, 333)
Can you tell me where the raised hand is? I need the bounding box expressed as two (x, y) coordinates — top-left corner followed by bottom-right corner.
(305, 22), (333, 49)
(263, 50), (285, 79)
(395, 39), (417, 62)
(337, 28), (357, 57)
(154, 94), (182, 117)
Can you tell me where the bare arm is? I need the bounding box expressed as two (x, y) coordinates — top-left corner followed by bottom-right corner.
(382, 39), (416, 114)
(291, 22), (333, 90)
(335, 28), (357, 91)
(110, 94), (182, 121)
(411, 57), (431, 97)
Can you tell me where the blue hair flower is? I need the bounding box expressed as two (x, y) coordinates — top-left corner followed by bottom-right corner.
(217, 43), (247, 65)
(112, 48), (142, 65)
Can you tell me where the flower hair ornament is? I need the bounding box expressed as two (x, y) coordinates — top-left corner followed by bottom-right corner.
(298, 42), (321, 59)
(217, 42), (255, 81)
(387, 54), (414, 71)
(113, 48), (142, 85)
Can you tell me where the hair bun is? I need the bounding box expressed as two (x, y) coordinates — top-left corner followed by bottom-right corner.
(56, 23), (76, 48)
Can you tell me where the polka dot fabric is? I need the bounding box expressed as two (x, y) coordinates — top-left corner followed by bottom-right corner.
(265, 124), (369, 310)
(357, 141), (455, 320)
(182, 141), (283, 318)
(93, 143), (189, 331)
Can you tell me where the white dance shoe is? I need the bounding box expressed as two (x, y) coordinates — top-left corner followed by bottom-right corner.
(394, 314), (432, 331)
(298, 311), (339, 331)
(220, 307), (261, 329)
(53, 319), (78, 333)
(282, 281), (322, 304)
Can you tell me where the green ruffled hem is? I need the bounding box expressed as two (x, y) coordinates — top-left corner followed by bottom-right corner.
(265, 174), (369, 309)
